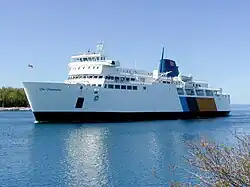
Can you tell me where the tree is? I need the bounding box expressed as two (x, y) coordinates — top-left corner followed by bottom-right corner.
(0, 87), (29, 107)
(169, 131), (250, 186)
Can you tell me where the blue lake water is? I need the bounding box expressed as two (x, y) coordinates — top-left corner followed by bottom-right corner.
(1, 105), (250, 187)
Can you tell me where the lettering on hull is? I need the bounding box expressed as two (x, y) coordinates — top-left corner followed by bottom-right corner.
(39, 88), (62, 92)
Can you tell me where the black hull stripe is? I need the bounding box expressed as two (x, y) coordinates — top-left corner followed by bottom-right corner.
(33, 111), (231, 123)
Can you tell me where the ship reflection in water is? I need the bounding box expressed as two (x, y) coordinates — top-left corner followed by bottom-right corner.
(27, 116), (235, 187)
(65, 126), (110, 186)
(61, 122), (191, 187)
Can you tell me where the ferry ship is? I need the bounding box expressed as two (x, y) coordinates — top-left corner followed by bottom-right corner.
(23, 42), (230, 123)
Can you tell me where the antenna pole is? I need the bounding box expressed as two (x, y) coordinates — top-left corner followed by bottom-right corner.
(96, 41), (104, 55)
(162, 47), (164, 59)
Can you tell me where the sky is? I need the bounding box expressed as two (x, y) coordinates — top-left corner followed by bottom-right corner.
(0, 0), (250, 104)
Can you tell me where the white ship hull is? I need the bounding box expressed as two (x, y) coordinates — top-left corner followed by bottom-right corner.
(23, 81), (231, 123)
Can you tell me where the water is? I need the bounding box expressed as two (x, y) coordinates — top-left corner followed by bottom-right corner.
(0, 105), (250, 187)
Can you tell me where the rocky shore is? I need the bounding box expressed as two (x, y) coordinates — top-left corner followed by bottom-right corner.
(0, 107), (31, 111)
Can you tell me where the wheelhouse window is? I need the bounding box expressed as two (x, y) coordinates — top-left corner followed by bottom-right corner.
(115, 85), (120, 89)
(127, 85), (132, 90)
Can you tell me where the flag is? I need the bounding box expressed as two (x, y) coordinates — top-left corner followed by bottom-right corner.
(28, 64), (34, 68)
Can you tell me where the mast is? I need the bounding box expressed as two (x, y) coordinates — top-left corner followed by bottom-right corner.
(159, 47), (165, 73)
(96, 41), (104, 55)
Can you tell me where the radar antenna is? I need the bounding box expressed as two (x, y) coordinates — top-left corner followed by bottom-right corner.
(96, 41), (104, 55)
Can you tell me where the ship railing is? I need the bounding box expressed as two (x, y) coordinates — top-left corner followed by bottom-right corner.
(64, 80), (91, 85)
(152, 72), (172, 83)
(104, 79), (150, 85)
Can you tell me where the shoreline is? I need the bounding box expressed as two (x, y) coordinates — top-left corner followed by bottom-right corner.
(0, 107), (31, 111)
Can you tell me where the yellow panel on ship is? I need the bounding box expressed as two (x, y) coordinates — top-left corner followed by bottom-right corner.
(196, 98), (217, 111)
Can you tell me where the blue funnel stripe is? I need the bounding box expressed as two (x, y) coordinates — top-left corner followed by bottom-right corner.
(179, 97), (189, 112)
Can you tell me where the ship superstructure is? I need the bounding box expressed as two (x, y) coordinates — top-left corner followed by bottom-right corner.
(23, 42), (230, 123)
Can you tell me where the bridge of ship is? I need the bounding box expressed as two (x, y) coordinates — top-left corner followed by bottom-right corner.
(64, 42), (230, 98)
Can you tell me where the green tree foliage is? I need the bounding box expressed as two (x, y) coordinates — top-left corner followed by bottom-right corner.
(0, 87), (29, 107)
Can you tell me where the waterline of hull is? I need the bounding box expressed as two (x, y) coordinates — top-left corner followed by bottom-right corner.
(32, 111), (230, 123)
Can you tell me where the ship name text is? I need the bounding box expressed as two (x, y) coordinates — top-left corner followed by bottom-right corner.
(39, 88), (62, 92)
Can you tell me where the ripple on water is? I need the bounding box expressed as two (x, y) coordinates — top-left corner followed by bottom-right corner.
(0, 105), (250, 186)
